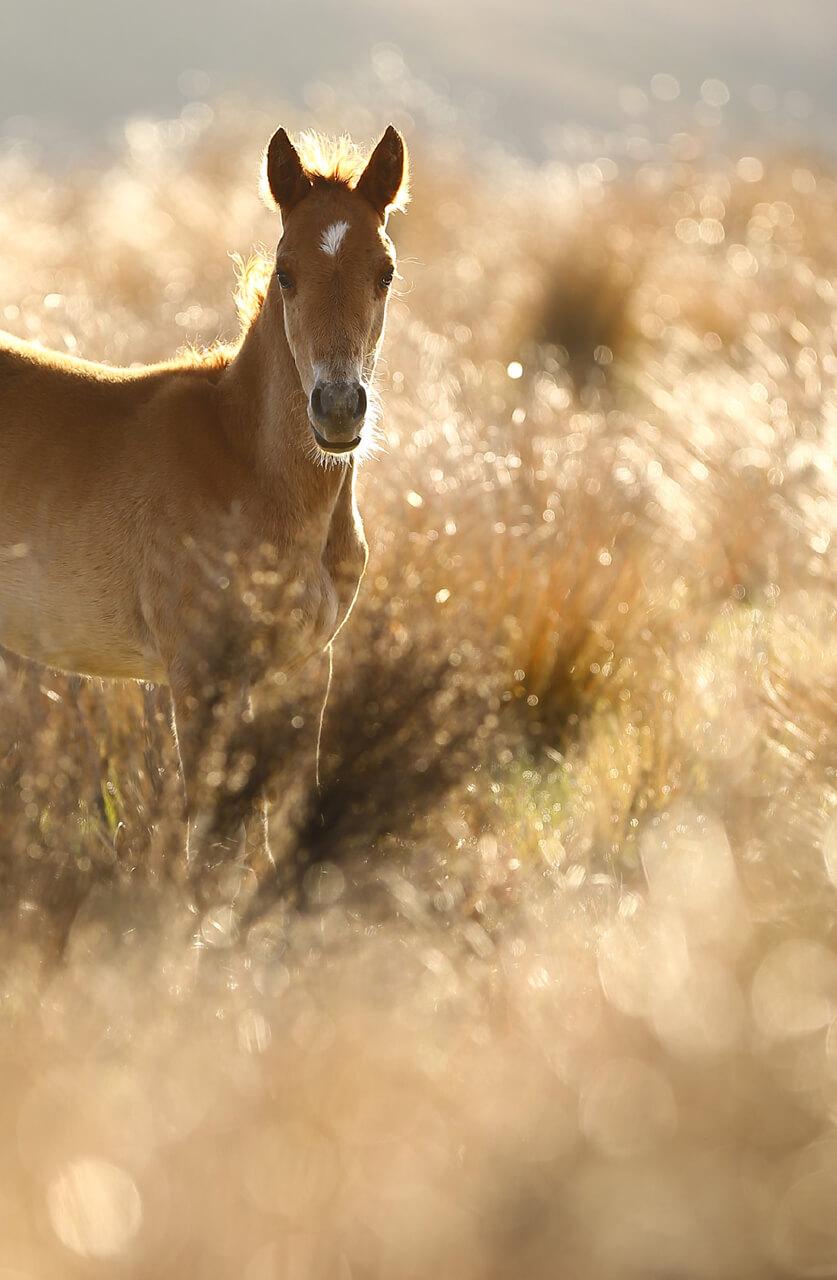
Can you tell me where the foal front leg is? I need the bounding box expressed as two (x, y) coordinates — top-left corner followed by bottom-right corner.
(168, 661), (270, 879)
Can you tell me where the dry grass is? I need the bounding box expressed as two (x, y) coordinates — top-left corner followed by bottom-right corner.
(0, 99), (834, 1275)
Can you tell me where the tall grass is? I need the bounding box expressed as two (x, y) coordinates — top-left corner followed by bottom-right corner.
(0, 100), (834, 1275)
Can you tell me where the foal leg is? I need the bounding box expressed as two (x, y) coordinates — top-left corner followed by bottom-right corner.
(238, 688), (272, 868)
(168, 663), (270, 879)
(167, 664), (212, 869)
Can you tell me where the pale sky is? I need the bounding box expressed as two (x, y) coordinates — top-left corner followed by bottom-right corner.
(1, 0), (834, 159)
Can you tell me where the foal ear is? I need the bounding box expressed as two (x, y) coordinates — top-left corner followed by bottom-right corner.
(264, 128), (312, 214)
(355, 125), (408, 219)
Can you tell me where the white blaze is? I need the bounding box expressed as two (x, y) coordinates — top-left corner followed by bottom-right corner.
(320, 220), (350, 256)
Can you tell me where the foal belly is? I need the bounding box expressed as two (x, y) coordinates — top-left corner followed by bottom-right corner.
(0, 568), (163, 683)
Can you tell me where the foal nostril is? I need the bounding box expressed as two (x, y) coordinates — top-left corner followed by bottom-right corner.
(310, 385), (325, 421)
(354, 383), (367, 421)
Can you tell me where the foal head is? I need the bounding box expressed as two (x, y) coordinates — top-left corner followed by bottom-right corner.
(264, 126), (409, 457)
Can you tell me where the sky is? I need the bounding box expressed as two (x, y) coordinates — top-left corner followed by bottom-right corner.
(1, 0), (834, 160)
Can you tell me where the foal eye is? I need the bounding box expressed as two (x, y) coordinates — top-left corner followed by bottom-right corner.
(379, 268), (395, 290)
(276, 268), (294, 290)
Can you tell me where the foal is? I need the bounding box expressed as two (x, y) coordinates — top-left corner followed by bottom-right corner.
(0, 124), (408, 863)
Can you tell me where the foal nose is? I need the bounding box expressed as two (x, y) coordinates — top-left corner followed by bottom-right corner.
(310, 381), (367, 447)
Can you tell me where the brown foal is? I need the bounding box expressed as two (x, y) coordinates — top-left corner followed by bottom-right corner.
(0, 124), (409, 863)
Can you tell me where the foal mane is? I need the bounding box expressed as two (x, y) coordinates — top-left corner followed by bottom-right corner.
(231, 250), (273, 334)
(295, 131), (372, 189)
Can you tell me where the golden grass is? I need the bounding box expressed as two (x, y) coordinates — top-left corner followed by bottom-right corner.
(0, 102), (834, 1274)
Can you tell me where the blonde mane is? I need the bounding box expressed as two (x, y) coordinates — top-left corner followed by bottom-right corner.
(231, 249), (273, 333)
(297, 131), (371, 187)
(292, 130), (410, 211)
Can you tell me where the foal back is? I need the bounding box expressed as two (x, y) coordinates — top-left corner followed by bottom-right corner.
(0, 335), (235, 681)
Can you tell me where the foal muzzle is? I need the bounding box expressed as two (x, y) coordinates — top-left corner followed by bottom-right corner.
(309, 380), (367, 453)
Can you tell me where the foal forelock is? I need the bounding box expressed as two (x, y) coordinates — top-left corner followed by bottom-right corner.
(320, 221), (350, 257)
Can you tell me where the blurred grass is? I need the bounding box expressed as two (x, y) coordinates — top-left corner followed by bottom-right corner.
(0, 97), (834, 1275)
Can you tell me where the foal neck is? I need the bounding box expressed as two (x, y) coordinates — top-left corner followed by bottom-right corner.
(221, 284), (350, 525)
